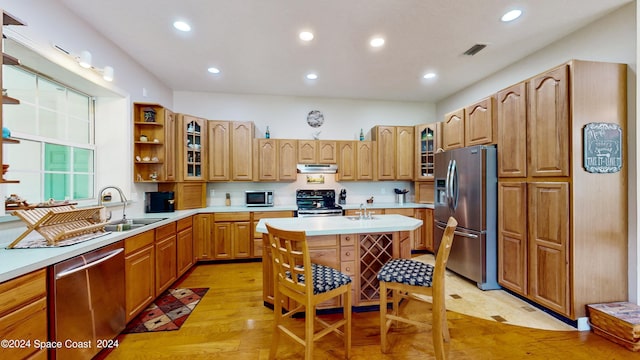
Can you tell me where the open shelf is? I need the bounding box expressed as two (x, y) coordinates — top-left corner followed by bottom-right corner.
(3, 95), (19, 105)
(3, 11), (26, 26)
(2, 137), (20, 144)
(2, 52), (18, 65)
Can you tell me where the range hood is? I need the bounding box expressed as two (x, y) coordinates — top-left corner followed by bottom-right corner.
(296, 164), (338, 174)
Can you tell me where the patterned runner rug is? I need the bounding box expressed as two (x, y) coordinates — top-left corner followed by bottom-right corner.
(123, 288), (209, 333)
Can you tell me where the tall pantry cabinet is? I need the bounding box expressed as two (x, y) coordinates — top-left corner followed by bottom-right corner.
(497, 60), (627, 320)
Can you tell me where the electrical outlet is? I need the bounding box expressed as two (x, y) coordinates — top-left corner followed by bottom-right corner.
(209, 189), (215, 197)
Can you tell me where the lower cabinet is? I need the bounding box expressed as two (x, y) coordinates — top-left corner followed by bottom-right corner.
(193, 213), (214, 260)
(213, 212), (251, 259)
(155, 223), (177, 295)
(124, 230), (155, 322)
(176, 216), (194, 277)
(252, 211), (294, 257)
(0, 269), (48, 360)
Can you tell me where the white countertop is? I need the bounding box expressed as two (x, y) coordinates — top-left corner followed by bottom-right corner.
(256, 214), (422, 236)
(0, 203), (432, 283)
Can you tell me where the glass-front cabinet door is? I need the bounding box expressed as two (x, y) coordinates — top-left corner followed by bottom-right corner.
(415, 123), (440, 180)
(178, 114), (206, 181)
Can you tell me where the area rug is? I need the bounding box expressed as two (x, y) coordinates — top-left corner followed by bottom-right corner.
(123, 288), (208, 333)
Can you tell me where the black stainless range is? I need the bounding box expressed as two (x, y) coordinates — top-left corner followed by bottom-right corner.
(295, 189), (343, 217)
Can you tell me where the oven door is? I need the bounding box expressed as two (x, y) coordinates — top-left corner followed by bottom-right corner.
(296, 209), (344, 217)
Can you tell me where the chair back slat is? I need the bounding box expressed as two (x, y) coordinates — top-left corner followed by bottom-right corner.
(266, 223), (313, 295)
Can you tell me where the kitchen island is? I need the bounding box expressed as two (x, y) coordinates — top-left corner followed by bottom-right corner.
(256, 214), (422, 308)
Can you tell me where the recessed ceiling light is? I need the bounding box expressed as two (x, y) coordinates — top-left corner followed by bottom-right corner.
(299, 31), (314, 41)
(306, 73), (318, 80)
(208, 67), (220, 74)
(501, 9), (522, 22)
(173, 21), (191, 32)
(423, 72), (437, 79)
(370, 37), (385, 48)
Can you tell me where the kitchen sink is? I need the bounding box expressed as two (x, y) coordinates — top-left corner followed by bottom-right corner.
(344, 215), (379, 221)
(104, 217), (167, 232)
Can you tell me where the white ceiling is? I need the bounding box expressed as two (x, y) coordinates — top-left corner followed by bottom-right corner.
(59, 0), (632, 102)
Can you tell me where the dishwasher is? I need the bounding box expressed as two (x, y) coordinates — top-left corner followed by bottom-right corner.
(50, 241), (126, 360)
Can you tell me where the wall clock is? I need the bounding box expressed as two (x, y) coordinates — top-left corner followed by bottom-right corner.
(306, 110), (324, 128)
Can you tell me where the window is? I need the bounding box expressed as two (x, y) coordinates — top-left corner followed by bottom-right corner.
(3, 66), (95, 203)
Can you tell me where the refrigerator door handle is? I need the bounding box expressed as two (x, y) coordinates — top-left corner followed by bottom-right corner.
(435, 223), (479, 239)
(451, 159), (458, 210)
(445, 159), (453, 210)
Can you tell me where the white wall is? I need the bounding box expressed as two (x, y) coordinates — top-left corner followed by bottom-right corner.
(438, 2), (639, 304)
(174, 91), (437, 141)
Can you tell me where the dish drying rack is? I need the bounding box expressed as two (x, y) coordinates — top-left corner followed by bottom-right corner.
(7, 205), (107, 248)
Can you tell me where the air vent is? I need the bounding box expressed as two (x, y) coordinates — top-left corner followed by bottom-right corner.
(463, 44), (487, 56)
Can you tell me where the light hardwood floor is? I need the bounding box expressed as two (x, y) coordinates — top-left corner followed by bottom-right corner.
(102, 261), (632, 359)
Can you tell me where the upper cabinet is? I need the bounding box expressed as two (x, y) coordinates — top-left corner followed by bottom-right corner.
(442, 109), (465, 150)
(414, 123), (441, 180)
(497, 83), (527, 178)
(528, 65), (569, 178)
(133, 103), (174, 183)
(372, 126), (413, 180)
(356, 141), (375, 180)
(465, 96), (496, 147)
(176, 114), (206, 181)
(207, 121), (230, 181)
(207, 120), (254, 181)
(231, 121), (254, 181)
(336, 141), (356, 181)
(442, 96), (495, 151)
(297, 140), (336, 164)
(1, 11), (25, 184)
(254, 138), (296, 182)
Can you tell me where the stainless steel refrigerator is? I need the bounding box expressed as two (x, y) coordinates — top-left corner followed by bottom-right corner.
(433, 145), (499, 290)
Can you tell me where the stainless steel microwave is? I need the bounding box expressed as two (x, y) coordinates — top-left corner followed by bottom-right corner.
(245, 190), (274, 207)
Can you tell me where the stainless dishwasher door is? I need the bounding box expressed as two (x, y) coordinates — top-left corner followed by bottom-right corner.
(51, 242), (125, 360)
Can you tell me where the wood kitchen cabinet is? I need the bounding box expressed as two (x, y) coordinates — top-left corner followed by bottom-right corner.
(207, 120), (230, 181)
(372, 125), (414, 180)
(442, 108), (465, 150)
(254, 138), (297, 181)
(410, 208), (434, 251)
(297, 140), (337, 164)
(442, 96), (495, 151)
(133, 103), (175, 182)
(497, 82), (528, 178)
(158, 182), (206, 210)
(328, 140), (371, 181)
(176, 216), (194, 277)
(356, 140), (375, 180)
(414, 181), (434, 204)
(0, 269), (47, 360)
(415, 123), (441, 180)
(336, 141), (356, 181)
(465, 96), (496, 147)
(124, 230), (155, 322)
(208, 120), (254, 181)
(231, 121), (255, 180)
(252, 211), (294, 258)
(193, 213), (214, 260)
(496, 61), (627, 320)
(155, 223), (177, 295)
(213, 212), (252, 259)
(176, 113), (207, 181)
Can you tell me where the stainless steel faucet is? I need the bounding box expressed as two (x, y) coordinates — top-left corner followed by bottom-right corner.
(358, 203), (374, 220)
(98, 186), (128, 223)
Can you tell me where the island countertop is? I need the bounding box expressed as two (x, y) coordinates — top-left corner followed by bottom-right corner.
(256, 214), (422, 236)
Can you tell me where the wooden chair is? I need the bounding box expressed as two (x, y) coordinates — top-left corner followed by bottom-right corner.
(266, 223), (352, 360)
(377, 216), (457, 359)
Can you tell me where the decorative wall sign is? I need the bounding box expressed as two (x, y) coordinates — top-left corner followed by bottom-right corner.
(306, 175), (325, 184)
(583, 122), (622, 173)
(306, 110), (324, 128)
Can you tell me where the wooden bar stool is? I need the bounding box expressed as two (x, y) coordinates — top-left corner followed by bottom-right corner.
(266, 223), (352, 360)
(377, 216), (457, 359)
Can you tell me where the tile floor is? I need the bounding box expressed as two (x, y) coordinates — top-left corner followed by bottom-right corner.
(413, 254), (576, 331)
